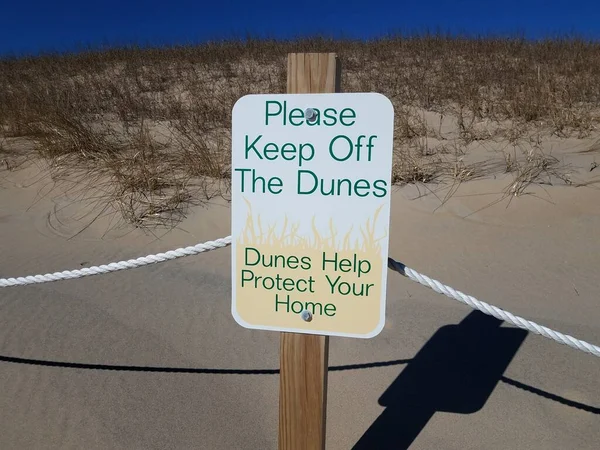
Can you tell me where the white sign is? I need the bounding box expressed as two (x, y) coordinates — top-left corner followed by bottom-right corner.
(231, 93), (394, 338)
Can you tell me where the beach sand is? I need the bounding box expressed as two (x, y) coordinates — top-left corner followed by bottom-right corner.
(1, 158), (599, 449)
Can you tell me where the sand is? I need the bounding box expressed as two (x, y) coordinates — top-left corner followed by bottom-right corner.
(1, 154), (599, 449)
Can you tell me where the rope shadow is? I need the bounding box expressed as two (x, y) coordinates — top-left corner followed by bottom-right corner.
(0, 354), (410, 374)
(500, 375), (600, 414)
(1, 313), (597, 422)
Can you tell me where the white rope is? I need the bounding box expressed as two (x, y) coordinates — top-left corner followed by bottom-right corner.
(2, 235), (598, 359)
(0, 236), (232, 288)
(388, 258), (600, 358)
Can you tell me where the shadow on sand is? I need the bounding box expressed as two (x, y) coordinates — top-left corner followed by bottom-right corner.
(0, 309), (597, 446)
(353, 311), (528, 449)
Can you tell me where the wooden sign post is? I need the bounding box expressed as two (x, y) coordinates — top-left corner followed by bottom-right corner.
(230, 53), (394, 450)
(278, 53), (338, 450)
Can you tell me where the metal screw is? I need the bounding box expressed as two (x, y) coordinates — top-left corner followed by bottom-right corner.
(300, 310), (313, 322)
(305, 108), (317, 123)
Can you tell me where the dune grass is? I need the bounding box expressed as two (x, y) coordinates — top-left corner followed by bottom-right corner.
(1, 36), (598, 227)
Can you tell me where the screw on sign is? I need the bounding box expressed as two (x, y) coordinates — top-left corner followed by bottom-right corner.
(300, 309), (313, 322)
(304, 108), (317, 123)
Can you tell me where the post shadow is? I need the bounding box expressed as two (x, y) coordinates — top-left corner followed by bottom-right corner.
(353, 311), (528, 450)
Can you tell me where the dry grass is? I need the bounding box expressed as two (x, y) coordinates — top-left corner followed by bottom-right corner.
(1, 36), (599, 226)
(504, 146), (572, 197)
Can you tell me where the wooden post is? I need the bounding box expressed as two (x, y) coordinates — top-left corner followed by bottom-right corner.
(279, 53), (339, 450)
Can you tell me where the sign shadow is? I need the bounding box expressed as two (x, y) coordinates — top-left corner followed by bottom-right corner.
(353, 311), (528, 449)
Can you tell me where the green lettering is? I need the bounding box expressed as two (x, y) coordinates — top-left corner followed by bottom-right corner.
(234, 168), (251, 193)
(340, 108), (356, 126)
(298, 170), (318, 195)
(306, 108), (321, 126)
(307, 276), (316, 292)
(299, 143), (315, 167)
(326, 274), (341, 294)
(291, 300), (304, 314)
(245, 247), (260, 266)
(358, 258), (371, 277)
(282, 278), (294, 291)
(339, 258), (352, 272)
(265, 101), (282, 125)
(275, 293), (289, 312)
(373, 179), (388, 198)
(245, 135), (263, 159)
(262, 276), (274, 290)
(241, 269), (254, 287)
(289, 108), (304, 126)
(323, 108), (337, 126)
(338, 281), (351, 295)
(296, 279), (307, 292)
(268, 177), (283, 194)
(324, 304), (336, 317)
(329, 135), (353, 162)
(304, 301), (323, 316)
(336, 178), (352, 196)
(353, 179), (370, 197)
(322, 251), (338, 270)
(281, 143), (296, 161)
(263, 142), (279, 160)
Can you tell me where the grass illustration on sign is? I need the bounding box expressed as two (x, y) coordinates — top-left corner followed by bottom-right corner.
(235, 198), (388, 336)
(238, 198), (386, 252)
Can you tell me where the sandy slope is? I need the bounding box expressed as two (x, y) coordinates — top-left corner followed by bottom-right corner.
(1, 162), (599, 449)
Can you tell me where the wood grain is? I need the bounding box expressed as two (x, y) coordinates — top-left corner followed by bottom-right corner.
(279, 52), (338, 450)
(286, 53), (337, 94)
(279, 333), (330, 450)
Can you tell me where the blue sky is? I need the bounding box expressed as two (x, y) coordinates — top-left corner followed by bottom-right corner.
(1, 0), (600, 55)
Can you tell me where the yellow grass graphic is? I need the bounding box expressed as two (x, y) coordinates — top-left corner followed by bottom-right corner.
(239, 197), (387, 252)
